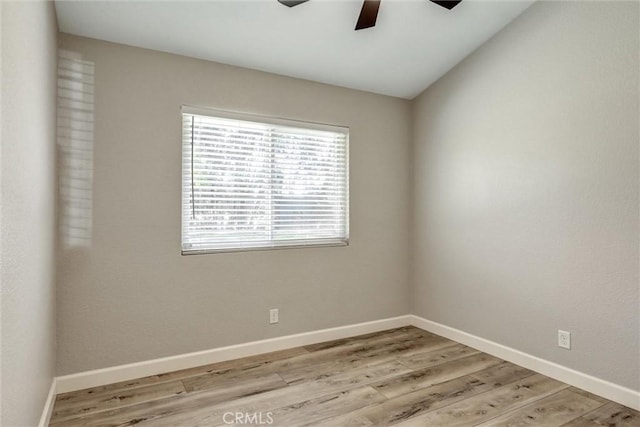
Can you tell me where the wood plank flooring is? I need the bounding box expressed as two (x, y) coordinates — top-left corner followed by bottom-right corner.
(50, 326), (639, 426)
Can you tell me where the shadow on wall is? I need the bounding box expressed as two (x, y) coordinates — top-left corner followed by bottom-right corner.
(57, 49), (94, 248)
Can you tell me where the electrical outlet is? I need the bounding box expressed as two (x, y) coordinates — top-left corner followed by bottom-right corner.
(558, 330), (571, 350)
(269, 308), (279, 324)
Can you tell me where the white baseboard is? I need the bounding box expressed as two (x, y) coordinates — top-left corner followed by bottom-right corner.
(408, 315), (640, 411)
(55, 315), (411, 394)
(37, 379), (57, 427)
(51, 313), (639, 412)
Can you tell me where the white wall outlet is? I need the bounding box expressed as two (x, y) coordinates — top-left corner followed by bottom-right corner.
(269, 308), (279, 324)
(558, 330), (571, 350)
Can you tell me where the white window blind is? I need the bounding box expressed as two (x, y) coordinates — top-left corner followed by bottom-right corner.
(181, 107), (349, 254)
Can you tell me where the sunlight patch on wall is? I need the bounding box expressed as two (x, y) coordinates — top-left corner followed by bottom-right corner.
(57, 49), (94, 248)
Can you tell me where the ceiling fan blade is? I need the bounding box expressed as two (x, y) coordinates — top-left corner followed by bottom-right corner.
(278, 0), (309, 7)
(429, 1), (462, 10)
(355, 0), (381, 31)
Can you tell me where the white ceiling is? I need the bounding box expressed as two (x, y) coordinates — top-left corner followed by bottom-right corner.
(54, 0), (534, 99)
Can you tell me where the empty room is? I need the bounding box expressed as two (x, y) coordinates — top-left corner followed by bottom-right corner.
(1, 0), (638, 425)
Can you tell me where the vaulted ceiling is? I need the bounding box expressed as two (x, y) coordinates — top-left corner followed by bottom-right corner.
(54, 0), (534, 99)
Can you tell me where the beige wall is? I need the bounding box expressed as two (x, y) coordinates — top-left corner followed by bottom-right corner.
(412, 0), (639, 391)
(56, 34), (412, 375)
(1, 1), (58, 425)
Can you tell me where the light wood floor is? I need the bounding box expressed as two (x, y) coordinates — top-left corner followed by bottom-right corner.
(50, 326), (639, 426)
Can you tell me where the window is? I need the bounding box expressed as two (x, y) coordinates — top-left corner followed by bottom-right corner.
(181, 106), (349, 254)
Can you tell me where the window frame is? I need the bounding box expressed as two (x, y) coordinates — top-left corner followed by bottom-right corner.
(180, 105), (350, 255)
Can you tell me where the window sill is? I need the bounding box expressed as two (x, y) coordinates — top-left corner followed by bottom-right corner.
(181, 240), (349, 256)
